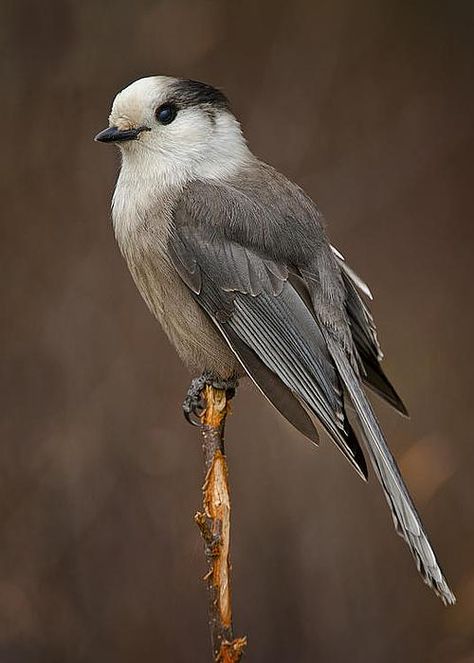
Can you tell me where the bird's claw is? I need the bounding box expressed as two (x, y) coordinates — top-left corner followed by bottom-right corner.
(182, 372), (238, 427)
(182, 404), (205, 427)
(182, 374), (210, 426)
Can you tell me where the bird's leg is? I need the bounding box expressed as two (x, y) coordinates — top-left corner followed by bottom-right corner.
(183, 371), (238, 426)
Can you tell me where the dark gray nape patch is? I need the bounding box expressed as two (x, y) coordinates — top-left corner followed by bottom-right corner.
(168, 79), (230, 111)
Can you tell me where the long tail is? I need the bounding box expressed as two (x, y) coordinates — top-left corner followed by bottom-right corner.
(328, 340), (455, 605)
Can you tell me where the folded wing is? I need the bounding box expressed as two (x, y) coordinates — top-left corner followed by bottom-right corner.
(168, 175), (454, 604)
(169, 221), (367, 479)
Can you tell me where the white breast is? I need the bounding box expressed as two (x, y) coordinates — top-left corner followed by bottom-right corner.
(111, 166), (240, 377)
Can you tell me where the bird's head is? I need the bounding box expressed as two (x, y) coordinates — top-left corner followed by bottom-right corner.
(95, 76), (251, 184)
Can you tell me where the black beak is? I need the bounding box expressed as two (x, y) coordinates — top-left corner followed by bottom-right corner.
(94, 125), (150, 143)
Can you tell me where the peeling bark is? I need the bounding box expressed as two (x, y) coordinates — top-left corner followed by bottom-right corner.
(195, 385), (247, 662)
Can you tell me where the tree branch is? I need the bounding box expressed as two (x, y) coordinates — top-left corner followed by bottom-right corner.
(195, 384), (247, 662)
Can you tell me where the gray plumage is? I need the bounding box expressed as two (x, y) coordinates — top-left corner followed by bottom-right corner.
(96, 76), (455, 604)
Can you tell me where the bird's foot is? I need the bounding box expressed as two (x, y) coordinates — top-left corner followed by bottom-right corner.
(182, 372), (238, 427)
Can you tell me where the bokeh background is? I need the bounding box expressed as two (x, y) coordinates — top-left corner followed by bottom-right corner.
(1, 1), (474, 661)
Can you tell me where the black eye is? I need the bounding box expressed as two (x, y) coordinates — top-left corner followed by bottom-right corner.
(155, 103), (177, 125)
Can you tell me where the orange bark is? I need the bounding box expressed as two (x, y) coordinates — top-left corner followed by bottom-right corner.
(195, 385), (247, 662)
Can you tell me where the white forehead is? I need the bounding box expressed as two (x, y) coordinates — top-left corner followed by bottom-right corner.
(111, 76), (174, 116)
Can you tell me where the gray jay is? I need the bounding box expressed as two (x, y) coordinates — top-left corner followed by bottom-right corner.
(95, 76), (455, 604)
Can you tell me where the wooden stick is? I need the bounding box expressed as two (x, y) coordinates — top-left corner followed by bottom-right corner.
(195, 384), (247, 662)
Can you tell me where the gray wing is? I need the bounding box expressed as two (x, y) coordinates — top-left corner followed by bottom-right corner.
(170, 216), (368, 480)
(169, 172), (454, 604)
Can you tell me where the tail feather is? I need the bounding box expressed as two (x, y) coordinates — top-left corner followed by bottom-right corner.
(328, 339), (455, 605)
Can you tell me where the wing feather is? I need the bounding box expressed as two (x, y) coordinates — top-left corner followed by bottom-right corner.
(170, 218), (367, 478)
(335, 254), (409, 416)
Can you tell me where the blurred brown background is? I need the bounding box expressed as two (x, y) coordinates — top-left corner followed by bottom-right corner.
(1, 1), (474, 661)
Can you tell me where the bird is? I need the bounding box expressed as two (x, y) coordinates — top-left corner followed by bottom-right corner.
(95, 75), (455, 604)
